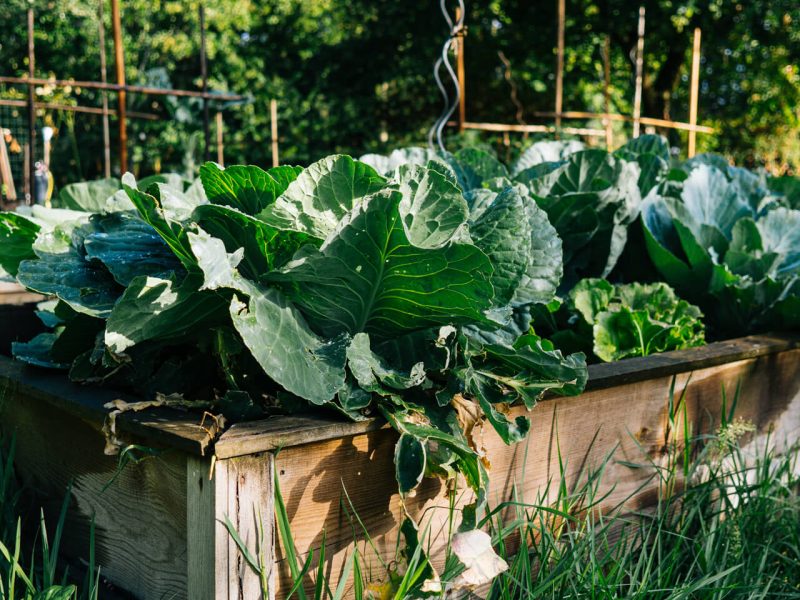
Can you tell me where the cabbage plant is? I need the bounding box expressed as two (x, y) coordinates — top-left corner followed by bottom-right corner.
(642, 160), (800, 336)
(2, 157), (588, 520)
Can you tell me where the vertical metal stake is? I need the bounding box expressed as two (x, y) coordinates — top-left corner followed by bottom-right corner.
(199, 4), (210, 162)
(26, 6), (36, 204)
(632, 6), (645, 138)
(111, 0), (127, 173)
(98, 0), (112, 178)
(270, 99), (279, 168)
(687, 27), (702, 158)
(554, 0), (565, 136)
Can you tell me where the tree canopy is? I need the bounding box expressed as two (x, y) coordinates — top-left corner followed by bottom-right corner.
(0, 0), (797, 185)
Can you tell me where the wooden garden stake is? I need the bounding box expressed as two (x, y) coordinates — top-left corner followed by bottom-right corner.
(26, 5), (35, 204)
(0, 133), (17, 201)
(270, 99), (279, 167)
(199, 4), (211, 162)
(215, 112), (224, 166)
(111, 0), (127, 173)
(555, 0), (565, 136)
(688, 27), (702, 158)
(98, 0), (111, 178)
(632, 6), (645, 138)
(603, 35), (613, 149)
(455, 7), (466, 132)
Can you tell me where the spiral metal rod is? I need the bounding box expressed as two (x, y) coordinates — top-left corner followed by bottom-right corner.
(428, 0), (465, 154)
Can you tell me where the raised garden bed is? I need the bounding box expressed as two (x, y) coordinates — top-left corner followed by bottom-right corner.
(1, 334), (798, 599)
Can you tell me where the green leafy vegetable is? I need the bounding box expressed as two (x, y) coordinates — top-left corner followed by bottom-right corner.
(560, 279), (705, 362)
(642, 160), (800, 336)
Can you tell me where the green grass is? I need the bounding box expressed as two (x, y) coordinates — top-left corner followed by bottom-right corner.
(481, 428), (800, 599)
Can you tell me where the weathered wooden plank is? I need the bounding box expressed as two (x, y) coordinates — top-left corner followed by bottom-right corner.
(0, 380), (189, 599)
(216, 335), (799, 459)
(187, 455), (216, 600)
(4, 335), (793, 460)
(0, 356), (216, 455)
(217, 454), (276, 599)
(215, 414), (385, 460)
(272, 350), (800, 598)
(585, 333), (800, 390)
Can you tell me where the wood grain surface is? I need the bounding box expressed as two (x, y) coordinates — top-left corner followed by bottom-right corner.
(0, 282), (44, 305)
(0, 381), (188, 599)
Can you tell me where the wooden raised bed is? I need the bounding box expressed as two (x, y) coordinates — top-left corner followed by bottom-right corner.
(0, 334), (798, 599)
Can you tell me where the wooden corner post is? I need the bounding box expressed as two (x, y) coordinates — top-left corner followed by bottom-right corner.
(687, 27), (702, 158)
(186, 454), (277, 600)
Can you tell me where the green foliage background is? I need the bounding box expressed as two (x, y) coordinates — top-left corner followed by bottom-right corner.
(0, 0), (798, 185)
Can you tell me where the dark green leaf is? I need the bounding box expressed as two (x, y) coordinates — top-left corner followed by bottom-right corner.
(395, 434), (426, 495)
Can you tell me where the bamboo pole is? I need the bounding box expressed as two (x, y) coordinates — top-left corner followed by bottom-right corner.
(98, 0), (111, 178)
(554, 0), (565, 135)
(632, 6), (645, 138)
(270, 99), (279, 168)
(0, 99), (158, 120)
(199, 4), (210, 161)
(603, 35), (613, 149)
(455, 7), (466, 132)
(0, 76), (244, 101)
(531, 110), (714, 132)
(26, 6), (35, 204)
(215, 111), (224, 166)
(449, 120), (606, 137)
(687, 27), (702, 158)
(111, 0), (127, 173)
(23, 144), (30, 204)
(0, 133), (17, 201)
